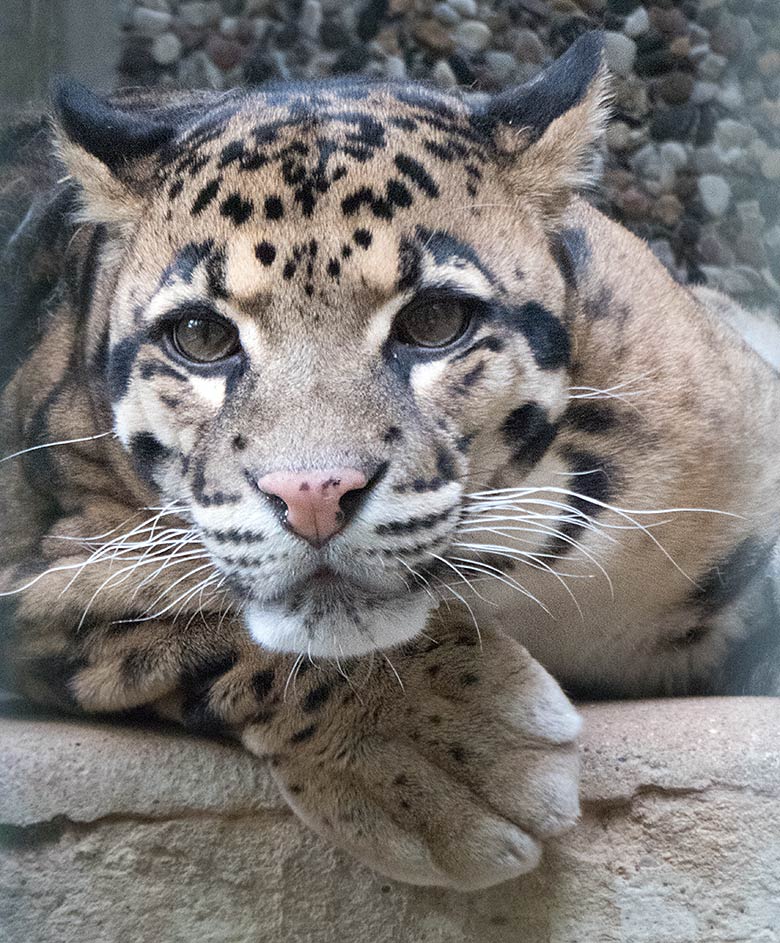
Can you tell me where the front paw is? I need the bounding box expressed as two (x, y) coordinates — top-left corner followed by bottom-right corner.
(242, 615), (580, 890)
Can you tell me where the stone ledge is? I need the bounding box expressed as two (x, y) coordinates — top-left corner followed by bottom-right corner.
(1, 698), (779, 943)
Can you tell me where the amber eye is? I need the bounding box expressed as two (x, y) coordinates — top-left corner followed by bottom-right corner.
(393, 294), (473, 349)
(171, 314), (240, 364)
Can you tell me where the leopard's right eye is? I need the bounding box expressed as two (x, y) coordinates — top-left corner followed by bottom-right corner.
(169, 312), (241, 364)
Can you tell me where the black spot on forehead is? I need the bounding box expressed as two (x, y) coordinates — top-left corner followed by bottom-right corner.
(191, 177), (221, 216)
(264, 195), (284, 220)
(255, 241), (276, 266)
(354, 228), (372, 249)
(220, 193), (254, 226)
(394, 153), (440, 199)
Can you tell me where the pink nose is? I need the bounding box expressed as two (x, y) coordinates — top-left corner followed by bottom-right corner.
(255, 468), (368, 547)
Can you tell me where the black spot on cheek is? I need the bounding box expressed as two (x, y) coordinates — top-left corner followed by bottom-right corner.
(692, 537), (774, 612)
(108, 336), (140, 401)
(502, 401), (557, 466)
(326, 258), (341, 278)
(303, 682), (333, 713)
(383, 426), (403, 444)
(252, 668), (276, 700)
(562, 400), (618, 434)
(449, 744), (466, 764)
(129, 432), (171, 480)
(503, 302), (570, 371)
(233, 433), (247, 451)
(289, 724), (317, 744)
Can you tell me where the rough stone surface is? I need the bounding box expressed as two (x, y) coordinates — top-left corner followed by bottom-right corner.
(2, 698), (778, 943)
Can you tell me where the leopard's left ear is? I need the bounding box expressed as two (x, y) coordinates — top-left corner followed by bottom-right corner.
(52, 80), (178, 229)
(481, 31), (610, 224)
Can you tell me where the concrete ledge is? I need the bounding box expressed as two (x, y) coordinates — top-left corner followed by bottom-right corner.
(1, 699), (779, 943)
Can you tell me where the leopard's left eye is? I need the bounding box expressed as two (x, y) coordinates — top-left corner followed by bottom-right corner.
(170, 313), (240, 364)
(392, 294), (474, 349)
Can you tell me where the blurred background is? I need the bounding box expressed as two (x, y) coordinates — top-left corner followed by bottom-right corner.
(2, 0), (780, 313)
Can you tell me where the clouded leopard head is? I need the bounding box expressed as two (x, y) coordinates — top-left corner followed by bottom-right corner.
(53, 32), (608, 656)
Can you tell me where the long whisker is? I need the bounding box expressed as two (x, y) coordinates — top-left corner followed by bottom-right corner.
(0, 430), (115, 465)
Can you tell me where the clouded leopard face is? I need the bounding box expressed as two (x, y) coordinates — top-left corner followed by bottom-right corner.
(54, 33), (608, 656)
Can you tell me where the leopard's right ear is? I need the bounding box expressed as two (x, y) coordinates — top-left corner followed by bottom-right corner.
(52, 80), (177, 228)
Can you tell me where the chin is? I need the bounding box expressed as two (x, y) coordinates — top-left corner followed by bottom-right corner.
(244, 588), (432, 657)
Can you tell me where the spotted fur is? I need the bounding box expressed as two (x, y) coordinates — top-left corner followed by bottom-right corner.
(1, 33), (778, 889)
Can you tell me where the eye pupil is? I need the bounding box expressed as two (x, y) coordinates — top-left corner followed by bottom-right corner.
(172, 313), (239, 363)
(394, 295), (472, 349)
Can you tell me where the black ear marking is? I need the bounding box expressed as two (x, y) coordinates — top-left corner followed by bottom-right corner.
(52, 79), (176, 173)
(483, 31), (605, 141)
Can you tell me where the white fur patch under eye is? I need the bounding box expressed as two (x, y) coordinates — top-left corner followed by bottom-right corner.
(189, 375), (227, 408)
(411, 358), (448, 395)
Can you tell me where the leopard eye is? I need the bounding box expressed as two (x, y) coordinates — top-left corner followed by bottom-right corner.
(171, 314), (240, 364)
(393, 294), (473, 349)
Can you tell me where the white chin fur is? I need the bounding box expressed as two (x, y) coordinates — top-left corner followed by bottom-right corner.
(245, 592), (432, 657)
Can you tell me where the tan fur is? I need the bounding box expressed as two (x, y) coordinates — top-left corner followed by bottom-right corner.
(1, 40), (778, 889)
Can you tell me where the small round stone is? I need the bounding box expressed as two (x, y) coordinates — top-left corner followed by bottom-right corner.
(759, 49), (780, 78)
(698, 174), (732, 217)
(299, 0), (323, 41)
(384, 55), (406, 79)
(603, 32), (637, 77)
(433, 2), (460, 26)
(206, 35), (245, 71)
(511, 28), (546, 65)
(412, 17), (455, 55)
(151, 32), (183, 66)
(132, 7), (173, 36)
(698, 52), (727, 82)
(690, 81), (719, 105)
(432, 59), (458, 88)
(761, 150), (780, 181)
(606, 120), (634, 152)
(179, 2), (209, 28)
(655, 193), (683, 226)
(659, 71), (694, 105)
(659, 141), (688, 171)
(623, 6), (649, 38)
(714, 119), (756, 151)
(449, 0), (477, 15)
(454, 20), (492, 53)
(483, 51), (517, 85)
(220, 16), (240, 38)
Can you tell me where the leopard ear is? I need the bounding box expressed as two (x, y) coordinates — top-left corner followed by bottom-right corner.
(52, 80), (177, 228)
(482, 31), (610, 224)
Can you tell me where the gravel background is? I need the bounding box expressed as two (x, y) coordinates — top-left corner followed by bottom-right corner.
(117, 0), (780, 311)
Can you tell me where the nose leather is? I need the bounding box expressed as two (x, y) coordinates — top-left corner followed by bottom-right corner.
(256, 468), (368, 547)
